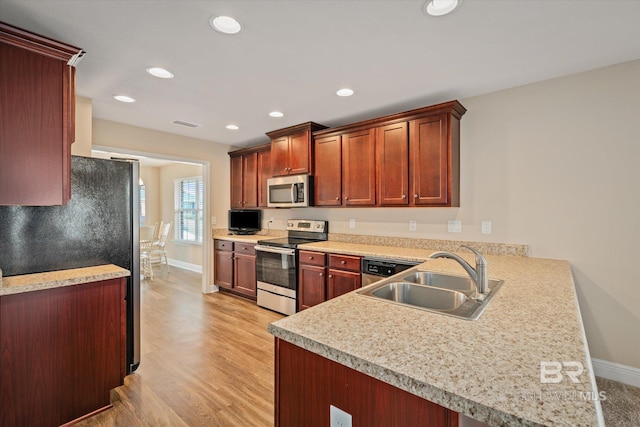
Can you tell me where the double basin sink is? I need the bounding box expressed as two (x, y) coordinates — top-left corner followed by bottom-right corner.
(357, 268), (504, 320)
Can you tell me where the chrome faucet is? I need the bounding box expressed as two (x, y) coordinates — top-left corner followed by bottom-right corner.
(429, 245), (489, 300)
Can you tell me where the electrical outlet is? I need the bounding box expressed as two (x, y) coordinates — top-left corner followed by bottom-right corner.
(448, 220), (462, 233)
(349, 219), (356, 229)
(211, 216), (217, 225)
(481, 221), (492, 234)
(409, 220), (417, 231)
(330, 405), (352, 427)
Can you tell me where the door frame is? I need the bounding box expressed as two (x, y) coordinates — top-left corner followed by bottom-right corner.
(93, 144), (212, 294)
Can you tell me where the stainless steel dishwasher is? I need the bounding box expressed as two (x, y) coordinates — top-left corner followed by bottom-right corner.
(361, 257), (420, 286)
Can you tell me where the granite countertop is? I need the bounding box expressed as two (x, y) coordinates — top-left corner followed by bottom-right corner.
(269, 249), (604, 426)
(0, 264), (130, 296)
(212, 228), (285, 244)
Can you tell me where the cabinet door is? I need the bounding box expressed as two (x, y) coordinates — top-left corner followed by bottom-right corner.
(214, 249), (234, 289)
(298, 264), (326, 311)
(242, 152), (258, 207)
(0, 43), (66, 206)
(342, 128), (376, 206)
(230, 155), (244, 208)
(288, 130), (311, 175)
(257, 149), (271, 207)
(234, 253), (257, 297)
(314, 135), (342, 206)
(271, 136), (290, 176)
(327, 269), (361, 299)
(410, 114), (450, 206)
(377, 122), (410, 206)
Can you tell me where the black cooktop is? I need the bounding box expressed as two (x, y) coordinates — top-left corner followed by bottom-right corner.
(257, 237), (320, 249)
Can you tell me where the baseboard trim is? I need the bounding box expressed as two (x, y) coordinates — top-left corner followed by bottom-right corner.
(167, 258), (202, 273)
(592, 358), (640, 387)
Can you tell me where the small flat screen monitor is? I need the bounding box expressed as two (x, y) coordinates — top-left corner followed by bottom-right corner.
(228, 209), (261, 235)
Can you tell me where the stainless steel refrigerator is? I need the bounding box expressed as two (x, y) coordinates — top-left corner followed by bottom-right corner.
(0, 156), (141, 373)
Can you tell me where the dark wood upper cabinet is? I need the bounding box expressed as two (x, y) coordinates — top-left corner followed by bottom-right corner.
(266, 122), (327, 176)
(230, 155), (244, 208)
(0, 22), (84, 206)
(313, 134), (342, 206)
(377, 122), (410, 206)
(410, 113), (457, 206)
(313, 100), (465, 208)
(257, 148), (271, 207)
(342, 128), (376, 206)
(228, 144), (270, 209)
(242, 152), (258, 207)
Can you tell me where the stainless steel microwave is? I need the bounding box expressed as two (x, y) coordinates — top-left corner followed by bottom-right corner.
(267, 175), (313, 208)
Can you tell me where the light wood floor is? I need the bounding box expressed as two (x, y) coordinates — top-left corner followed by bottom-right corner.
(77, 267), (284, 427)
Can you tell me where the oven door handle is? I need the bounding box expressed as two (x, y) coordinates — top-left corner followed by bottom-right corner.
(255, 245), (296, 256)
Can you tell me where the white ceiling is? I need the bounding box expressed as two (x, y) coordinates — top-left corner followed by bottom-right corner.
(2, 1), (640, 149)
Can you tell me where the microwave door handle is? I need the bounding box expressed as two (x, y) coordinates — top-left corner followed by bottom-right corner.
(291, 183), (298, 203)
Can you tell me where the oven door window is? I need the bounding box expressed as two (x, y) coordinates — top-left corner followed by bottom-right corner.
(256, 250), (296, 290)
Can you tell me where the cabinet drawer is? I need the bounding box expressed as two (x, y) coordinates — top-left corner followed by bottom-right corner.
(214, 239), (234, 252)
(329, 254), (361, 272)
(235, 242), (256, 255)
(299, 250), (326, 266)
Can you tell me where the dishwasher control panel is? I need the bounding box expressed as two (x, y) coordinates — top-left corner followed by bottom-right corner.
(361, 258), (419, 277)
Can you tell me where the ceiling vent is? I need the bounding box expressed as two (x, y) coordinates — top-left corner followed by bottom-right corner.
(172, 120), (200, 128)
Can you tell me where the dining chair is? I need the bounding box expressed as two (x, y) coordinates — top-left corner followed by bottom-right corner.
(150, 222), (172, 273)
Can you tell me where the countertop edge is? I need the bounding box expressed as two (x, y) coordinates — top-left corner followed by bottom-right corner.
(268, 323), (546, 427)
(0, 264), (131, 296)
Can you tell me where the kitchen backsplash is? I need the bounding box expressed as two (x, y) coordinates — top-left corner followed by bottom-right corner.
(212, 228), (528, 256)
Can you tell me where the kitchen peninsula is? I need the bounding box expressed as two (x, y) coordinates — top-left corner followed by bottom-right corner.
(269, 242), (604, 426)
(0, 265), (129, 426)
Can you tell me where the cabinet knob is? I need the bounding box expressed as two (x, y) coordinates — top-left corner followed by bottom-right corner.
(341, 260), (346, 265)
(329, 274), (333, 278)
(243, 247), (247, 250)
(414, 194), (418, 198)
(344, 196), (349, 200)
(319, 272), (324, 277)
(335, 196), (340, 201)
(308, 256), (314, 260)
(402, 194), (407, 199)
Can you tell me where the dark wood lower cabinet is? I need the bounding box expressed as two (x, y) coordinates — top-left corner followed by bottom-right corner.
(275, 338), (458, 427)
(0, 278), (126, 427)
(234, 252), (257, 297)
(214, 239), (257, 300)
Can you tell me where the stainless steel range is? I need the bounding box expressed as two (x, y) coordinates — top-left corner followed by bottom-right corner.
(255, 219), (328, 315)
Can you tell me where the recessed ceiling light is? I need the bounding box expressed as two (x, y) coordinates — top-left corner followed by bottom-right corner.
(210, 15), (242, 34)
(269, 111), (284, 118)
(336, 88), (354, 97)
(226, 124), (239, 130)
(113, 95), (136, 103)
(424, 0), (459, 16)
(146, 67), (174, 79)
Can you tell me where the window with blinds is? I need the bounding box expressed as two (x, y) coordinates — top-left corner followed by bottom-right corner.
(174, 176), (204, 243)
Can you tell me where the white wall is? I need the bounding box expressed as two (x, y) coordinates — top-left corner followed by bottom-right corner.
(71, 96), (92, 156)
(139, 166), (161, 228)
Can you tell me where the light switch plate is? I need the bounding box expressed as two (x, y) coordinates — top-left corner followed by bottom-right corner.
(481, 221), (492, 234)
(349, 219), (356, 229)
(330, 405), (352, 427)
(211, 216), (217, 225)
(409, 220), (417, 231)
(448, 220), (462, 233)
